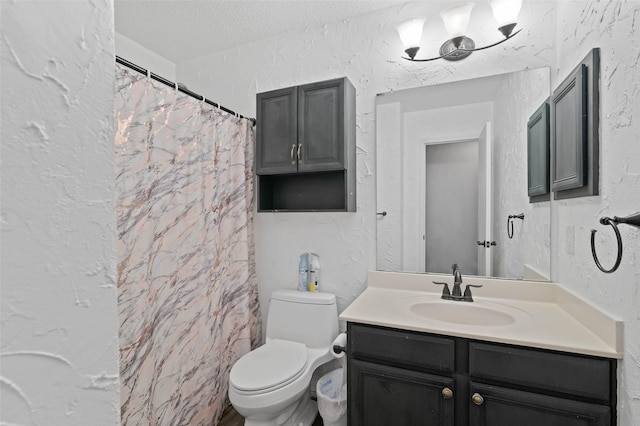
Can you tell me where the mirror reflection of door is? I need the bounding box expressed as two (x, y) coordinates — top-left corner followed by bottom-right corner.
(422, 122), (493, 276)
(477, 122), (493, 277)
(424, 140), (479, 275)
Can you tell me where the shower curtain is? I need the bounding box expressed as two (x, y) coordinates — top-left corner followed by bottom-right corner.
(115, 64), (262, 425)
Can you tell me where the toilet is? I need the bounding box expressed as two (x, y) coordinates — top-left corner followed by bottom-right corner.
(228, 290), (339, 426)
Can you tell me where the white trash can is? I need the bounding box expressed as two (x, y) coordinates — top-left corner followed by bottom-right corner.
(316, 368), (347, 426)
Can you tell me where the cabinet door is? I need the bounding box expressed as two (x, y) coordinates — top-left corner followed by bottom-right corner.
(349, 359), (454, 426)
(256, 86), (298, 175)
(297, 79), (345, 172)
(551, 64), (587, 192)
(527, 100), (550, 202)
(469, 383), (610, 426)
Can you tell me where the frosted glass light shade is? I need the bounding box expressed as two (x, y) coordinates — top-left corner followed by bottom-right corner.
(397, 17), (426, 49)
(490, 0), (523, 27)
(439, 2), (474, 38)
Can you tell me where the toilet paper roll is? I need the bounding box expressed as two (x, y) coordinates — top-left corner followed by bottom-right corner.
(331, 333), (347, 359)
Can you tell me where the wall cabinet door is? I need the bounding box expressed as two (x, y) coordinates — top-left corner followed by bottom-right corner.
(256, 86), (298, 175)
(551, 47), (600, 200)
(469, 383), (610, 426)
(551, 64), (587, 192)
(349, 359), (455, 426)
(297, 79), (345, 172)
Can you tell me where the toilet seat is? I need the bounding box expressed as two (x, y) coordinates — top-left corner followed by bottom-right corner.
(230, 339), (308, 393)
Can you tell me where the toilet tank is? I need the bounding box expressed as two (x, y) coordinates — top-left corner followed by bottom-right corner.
(266, 290), (339, 349)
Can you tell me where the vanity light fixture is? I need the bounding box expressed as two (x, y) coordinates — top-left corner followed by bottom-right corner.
(397, 0), (523, 62)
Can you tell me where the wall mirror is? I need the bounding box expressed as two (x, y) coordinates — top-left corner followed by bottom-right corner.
(376, 67), (551, 281)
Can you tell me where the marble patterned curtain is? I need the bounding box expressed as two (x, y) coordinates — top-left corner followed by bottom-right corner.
(115, 64), (262, 425)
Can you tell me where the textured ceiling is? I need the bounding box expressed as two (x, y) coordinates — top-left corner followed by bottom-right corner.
(114, 0), (406, 62)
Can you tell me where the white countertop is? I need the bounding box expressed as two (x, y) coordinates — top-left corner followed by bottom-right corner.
(339, 271), (623, 359)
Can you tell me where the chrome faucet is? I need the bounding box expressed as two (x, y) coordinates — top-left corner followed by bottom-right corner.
(433, 262), (482, 302)
(452, 263), (463, 298)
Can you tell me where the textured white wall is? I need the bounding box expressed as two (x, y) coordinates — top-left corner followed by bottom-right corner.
(376, 102), (404, 271)
(551, 2), (640, 424)
(178, 1), (557, 324)
(0, 1), (120, 425)
(492, 68), (551, 279)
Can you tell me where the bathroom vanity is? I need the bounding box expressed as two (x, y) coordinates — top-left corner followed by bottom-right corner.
(340, 271), (622, 426)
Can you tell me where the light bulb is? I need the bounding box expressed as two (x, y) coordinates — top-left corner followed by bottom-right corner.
(439, 2), (474, 39)
(397, 17), (426, 50)
(490, 0), (523, 27)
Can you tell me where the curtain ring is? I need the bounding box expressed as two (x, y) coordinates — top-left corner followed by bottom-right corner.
(590, 217), (623, 273)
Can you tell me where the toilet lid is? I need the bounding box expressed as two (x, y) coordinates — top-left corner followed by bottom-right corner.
(230, 340), (308, 392)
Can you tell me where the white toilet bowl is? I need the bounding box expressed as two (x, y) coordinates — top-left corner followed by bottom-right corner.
(228, 290), (339, 426)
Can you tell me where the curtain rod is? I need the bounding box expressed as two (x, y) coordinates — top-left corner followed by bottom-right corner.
(115, 56), (256, 126)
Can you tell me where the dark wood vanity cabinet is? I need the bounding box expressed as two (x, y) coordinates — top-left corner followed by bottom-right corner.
(255, 77), (356, 212)
(347, 323), (616, 426)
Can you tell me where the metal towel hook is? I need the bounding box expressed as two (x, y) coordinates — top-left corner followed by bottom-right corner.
(507, 214), (525, 239)
(590, 212), (640, 273)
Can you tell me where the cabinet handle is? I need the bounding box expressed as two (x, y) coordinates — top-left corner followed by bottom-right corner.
(297, 143), (302, 163)
(441, 387), (453, 399)
(472, 393), (484, 406)
(290, 144), (296, 165)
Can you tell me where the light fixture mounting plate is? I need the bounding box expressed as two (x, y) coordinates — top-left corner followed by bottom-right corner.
(439, 36), (475, 61)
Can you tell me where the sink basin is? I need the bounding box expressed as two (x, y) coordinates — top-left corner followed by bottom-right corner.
(410, 302), (517, 326)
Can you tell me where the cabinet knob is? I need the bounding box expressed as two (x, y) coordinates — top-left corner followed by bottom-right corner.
(441, 387), (453, 399)
(472, 393), (484, 406)
(290, 144), (296, 164)
(297, 143), (302, 163)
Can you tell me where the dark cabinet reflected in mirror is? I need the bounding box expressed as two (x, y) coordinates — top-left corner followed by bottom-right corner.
(376, 68), (551, 281)
(527, 100), (550, 203)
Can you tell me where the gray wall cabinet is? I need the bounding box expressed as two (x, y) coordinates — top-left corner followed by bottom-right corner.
(527, 100), (550, 203)
(552, 64), (587, 192)
(348, 322), (616, 426)
(551, 48), (600, 200)
(256, 77), (356, 212)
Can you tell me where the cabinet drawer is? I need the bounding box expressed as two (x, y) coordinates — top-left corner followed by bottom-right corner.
(349, 323), (454, 373)
(469, 342), (612, 400)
